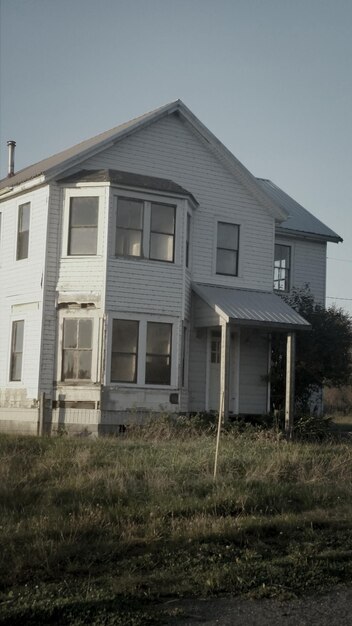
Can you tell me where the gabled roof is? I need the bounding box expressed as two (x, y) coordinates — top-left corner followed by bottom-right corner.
(59, 169), (199, 206)
(193, 283), (310, 331)
(0, 100), (288, 221)
(257, 178), (342, 243)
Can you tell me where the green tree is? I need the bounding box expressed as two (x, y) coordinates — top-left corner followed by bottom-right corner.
(271, 285), (352, 412)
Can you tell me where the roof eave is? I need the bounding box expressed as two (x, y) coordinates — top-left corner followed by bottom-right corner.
(276, 226), (343, 244)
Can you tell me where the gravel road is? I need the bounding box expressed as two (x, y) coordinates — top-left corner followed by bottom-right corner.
(165, 586), (352, 625)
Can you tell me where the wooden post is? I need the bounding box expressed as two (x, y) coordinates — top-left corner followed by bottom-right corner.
(285, 332), (296, 439)
(38, 391), (45, 437)
(219, 322), (230, 423)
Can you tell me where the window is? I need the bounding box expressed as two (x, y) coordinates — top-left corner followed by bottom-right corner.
(62, 319), (92, 380)
(186, 213), (191, 268)
(68, 197), (98, 255)
(17, 203), (30, 260)
(115, 197), (176, 263)
(111, 319), (139, 383)
(146, 322), (172, 384)
(116, 198), (143, 257)
(10, 320), (24, 381)
(150, 203), (175, 262)
(216, 222), (239, 276)
(210, 331), (221, 364)
(274, 244), (291, 292)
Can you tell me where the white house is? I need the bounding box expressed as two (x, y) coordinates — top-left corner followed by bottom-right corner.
(0, 101), (342, 435)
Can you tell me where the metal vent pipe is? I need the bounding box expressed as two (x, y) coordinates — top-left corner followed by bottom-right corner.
(7, 140), (16, 177)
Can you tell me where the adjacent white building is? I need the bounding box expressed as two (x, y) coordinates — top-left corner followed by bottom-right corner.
(0, 101), (342, 434)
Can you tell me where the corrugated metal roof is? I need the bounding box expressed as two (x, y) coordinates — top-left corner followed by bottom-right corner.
(193, 283), (310, 330)
(58, 169), (199, 205)
(257, 178), (342, 243)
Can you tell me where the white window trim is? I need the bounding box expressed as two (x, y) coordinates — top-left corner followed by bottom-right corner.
(56, 308), (102, 384)
(8, 316), (26, 385)
(15, 202), (31, 263)
(213, 217), (244, 280)
(274, 239), (294, 293)
(106, 312), (179, 388)
(62, 188), (105, 258)
(112, 189), (182, 266)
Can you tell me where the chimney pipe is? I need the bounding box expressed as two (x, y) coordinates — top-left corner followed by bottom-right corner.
(7, 140), (16, 177)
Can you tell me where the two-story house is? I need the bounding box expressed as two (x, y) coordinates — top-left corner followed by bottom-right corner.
(0, 101), (341, 434)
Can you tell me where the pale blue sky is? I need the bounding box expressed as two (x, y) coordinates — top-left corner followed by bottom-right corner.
(1, 0), (351, 312)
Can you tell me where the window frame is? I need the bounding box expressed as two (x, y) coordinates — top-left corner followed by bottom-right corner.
(216, 221), (240, 277)
(68, 197), (99, 256)
(274, 243), (292, 292)
(110, 319), (139, 383)
(185, 212), (191, 269)
(107, 314), (178, 388)
(62, 188), (105, 259)
(145, 321), (172, 385)
(9, 319), (25, 382)
(113, 192), (179, 265)
(16, 202), (30, 261)
(61, 318), (93, 382)
(56, 309), (101, 386)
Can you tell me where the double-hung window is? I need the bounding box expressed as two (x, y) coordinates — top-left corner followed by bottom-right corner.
(10, 320), (24, 381)
(110, 320), (172, 386)
(111, 319), (139, 383)
(216, 222), (239, 276)
(62, 319), (93, 381)
(115, 197), (176, 263)
(68, 197), (98, 255)
(17, 203), (30, 260)
(274, 244), (291, 292)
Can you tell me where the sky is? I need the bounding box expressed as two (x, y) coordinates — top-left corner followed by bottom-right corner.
(0, 0), (351, 313)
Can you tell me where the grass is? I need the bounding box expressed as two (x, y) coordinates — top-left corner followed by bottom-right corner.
(0, 416), (351, 624)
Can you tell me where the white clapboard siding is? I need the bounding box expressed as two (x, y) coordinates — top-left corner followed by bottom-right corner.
(188, 328), (207, 412)
(83, 114), (275, 292)
(0, 186), (49, 402)
(276, 236), (327, 304)
(238, 329), (269, 414)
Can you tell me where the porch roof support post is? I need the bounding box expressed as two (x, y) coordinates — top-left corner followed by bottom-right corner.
(219, 321), (230, 424)
(285, 331), (296, 439)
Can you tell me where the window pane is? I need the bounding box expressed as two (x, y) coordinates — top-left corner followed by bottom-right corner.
(147, 323), (171, 355)
(151, 204), (175, 234)
(69, 227), (97, 255)
(216, 249), (238, 275)
(13, 320), (24, 351)
(19, 203), (30, 232)
(70, 198), (98, 226)
(217, 223), (239, 249)
(11, 354), (22, 381)
(116, 199), (143, 229)
(17, 232), (29, 260)
(78, 351), (92, 379)
(115, 229), (142, 257)
(111, 353), (137, 383)
(62, 351), (74, 379)
(112, 320), (139, 353)
(145, 355), (171, 385)
(78, 319), (92, 349)
(63, 319), (77, 348)
(150, 233), (174, 261)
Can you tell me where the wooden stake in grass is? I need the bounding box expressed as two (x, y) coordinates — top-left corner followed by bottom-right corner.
(213, 391), (224, 480)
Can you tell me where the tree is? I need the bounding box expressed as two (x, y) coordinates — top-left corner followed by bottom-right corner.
(270, 285), (352, 412)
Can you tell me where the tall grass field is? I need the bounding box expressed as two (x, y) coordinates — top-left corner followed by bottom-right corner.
(0, 417), (351, 624)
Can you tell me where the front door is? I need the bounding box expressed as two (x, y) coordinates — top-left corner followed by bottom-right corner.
(208, 330), (221, 411)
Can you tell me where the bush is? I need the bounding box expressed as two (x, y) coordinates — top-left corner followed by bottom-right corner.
(293, 414), (332, 441)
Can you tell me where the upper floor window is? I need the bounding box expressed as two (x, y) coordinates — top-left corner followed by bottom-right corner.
(68, 197), (98, 255)
(62, 318), (92, 380)
(216, 222), (239, 276)
(17, 203), (30, 260)
(115, 197), (176, 263)
(274, 244), (291, 292)
(186, 213), (191, 268)
(10, 320), (24, 381)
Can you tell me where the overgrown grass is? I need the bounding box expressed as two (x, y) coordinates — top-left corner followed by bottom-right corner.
(0, 418), (352, 624)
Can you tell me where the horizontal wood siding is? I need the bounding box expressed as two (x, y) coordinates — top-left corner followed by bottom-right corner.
(276, 236), (326, 304)
(83, 114), (275, 292)
(239, 329), (269, 414)
(0, 187), (49, 403)
(188, 328), (207, 412)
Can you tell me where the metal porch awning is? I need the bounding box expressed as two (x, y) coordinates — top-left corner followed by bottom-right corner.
(193, 283), (310, 331)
